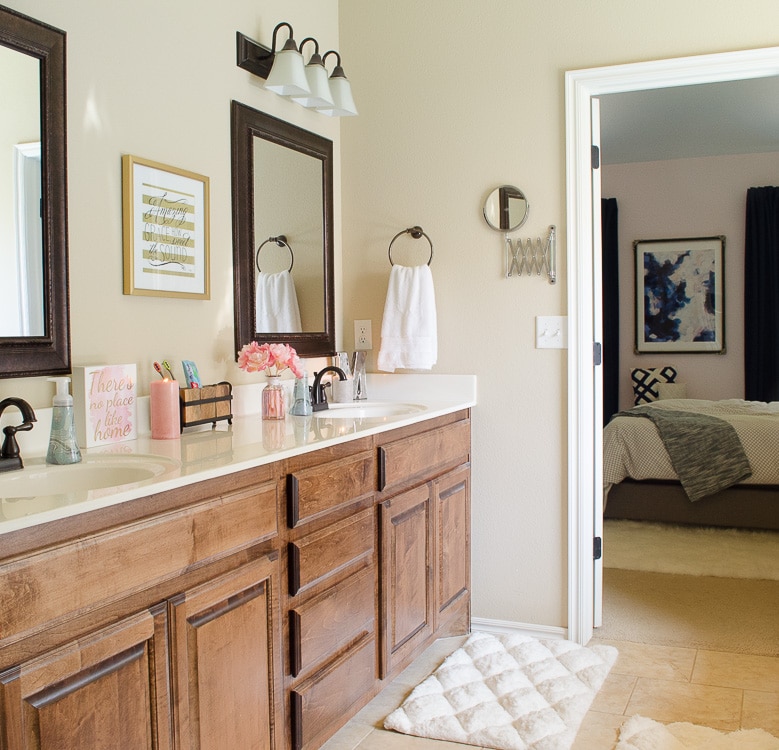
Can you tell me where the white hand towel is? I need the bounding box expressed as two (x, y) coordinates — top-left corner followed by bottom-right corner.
(255, 270), (302, 333)
(377, 264), (437, 372)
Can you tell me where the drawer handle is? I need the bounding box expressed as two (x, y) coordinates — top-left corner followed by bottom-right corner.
(287, 474), (300, 527)
(378, 447), (386, 491)
(289, 610), (302, 677)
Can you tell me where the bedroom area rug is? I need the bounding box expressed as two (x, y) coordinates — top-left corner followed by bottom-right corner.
(598, 520), (779, 656)
(604, 519), (779, 580)
(615, 715), (779, 749)
(383, 631), (617, 750)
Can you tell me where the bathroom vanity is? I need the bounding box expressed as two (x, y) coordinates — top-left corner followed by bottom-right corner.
(0, 375), (474, 750)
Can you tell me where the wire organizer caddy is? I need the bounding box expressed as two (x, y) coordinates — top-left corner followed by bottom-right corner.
(387, 226), (433, 266)
(256, 235), (294, 273)
(505, 225), (556, 284)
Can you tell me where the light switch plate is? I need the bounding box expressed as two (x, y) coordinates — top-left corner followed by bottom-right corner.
(536, 316), (567, 349)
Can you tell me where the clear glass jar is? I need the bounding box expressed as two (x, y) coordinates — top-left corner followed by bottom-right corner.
(262, 375), (285, 420)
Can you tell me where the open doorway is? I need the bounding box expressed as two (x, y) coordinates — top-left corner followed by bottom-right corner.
(564, 46), (779, 646)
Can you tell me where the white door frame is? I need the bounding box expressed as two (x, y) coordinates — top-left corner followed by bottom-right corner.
(565, 46), (779, 645)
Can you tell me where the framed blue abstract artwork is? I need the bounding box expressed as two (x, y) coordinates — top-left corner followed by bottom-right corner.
(634, 236), (725, 354)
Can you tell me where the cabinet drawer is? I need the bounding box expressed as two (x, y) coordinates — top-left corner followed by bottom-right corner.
(288, 508), (373, 596)
(287, 450), (375, 527)
(289, 565), (374, 678)
(290, 634), (376, 750)
(379, 419), (470, 492)
(0, 483), (278, 647)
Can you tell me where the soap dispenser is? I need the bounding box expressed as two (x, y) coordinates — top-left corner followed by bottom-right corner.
(46, 377), (82, 465)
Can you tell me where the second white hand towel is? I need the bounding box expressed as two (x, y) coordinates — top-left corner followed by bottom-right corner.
(255, 270), (302, 333)
(377, 264), (437, 372)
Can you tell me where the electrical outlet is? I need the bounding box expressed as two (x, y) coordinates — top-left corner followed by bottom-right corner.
(354, 319), (372, 350)
(536, 315), (567, 349)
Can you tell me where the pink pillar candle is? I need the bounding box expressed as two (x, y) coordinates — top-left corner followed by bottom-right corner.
(150, 379), (180, 439)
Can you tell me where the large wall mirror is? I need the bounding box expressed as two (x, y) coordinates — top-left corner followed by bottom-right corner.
(0, 5), (70, 378)
(231, 101), (335, 358)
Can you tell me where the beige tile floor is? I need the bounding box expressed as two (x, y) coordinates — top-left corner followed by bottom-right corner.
(322, 634), (779, 750)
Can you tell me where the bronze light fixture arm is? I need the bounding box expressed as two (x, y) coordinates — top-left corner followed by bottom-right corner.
(236, 22), (299, 80)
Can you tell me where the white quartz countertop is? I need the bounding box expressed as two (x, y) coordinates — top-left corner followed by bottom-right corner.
(0, 374), (476, 536)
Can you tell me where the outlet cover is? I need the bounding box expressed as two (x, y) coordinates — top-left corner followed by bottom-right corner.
(536, 316), (567, 349)
(354, 319), (372, 350)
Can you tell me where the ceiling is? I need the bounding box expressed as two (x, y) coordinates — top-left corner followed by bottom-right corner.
(598, 75), (779, 165)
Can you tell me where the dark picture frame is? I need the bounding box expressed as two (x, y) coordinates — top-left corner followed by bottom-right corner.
(634, 235), (725, 354)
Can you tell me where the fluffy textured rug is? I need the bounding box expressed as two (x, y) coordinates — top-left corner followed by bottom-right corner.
(383, 631), (618, 750)
(616, 715), (779, 749)
(604, 520), (779, 580)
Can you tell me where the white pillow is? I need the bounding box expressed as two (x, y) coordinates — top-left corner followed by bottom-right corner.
(657, 382), (687, 399)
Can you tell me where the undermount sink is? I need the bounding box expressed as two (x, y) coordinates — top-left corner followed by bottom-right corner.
(312, 401), (426, 419)
(0, 454), (181, 501)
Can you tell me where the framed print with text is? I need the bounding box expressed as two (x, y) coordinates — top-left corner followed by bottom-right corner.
(122, 155), (210, 299)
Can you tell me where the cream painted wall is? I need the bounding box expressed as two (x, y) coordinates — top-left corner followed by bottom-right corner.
(337, 0), (779, 629)
(604, 152), (779, 413)
(1, 0), (341, 405)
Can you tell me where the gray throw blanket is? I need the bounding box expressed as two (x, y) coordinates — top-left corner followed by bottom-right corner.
(616, 406), (752, 501)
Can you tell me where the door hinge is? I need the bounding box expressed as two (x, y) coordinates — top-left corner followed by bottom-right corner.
(593, 536), (602, 560)
(593, 342), (602, 366)
(591, 144), (600, 170)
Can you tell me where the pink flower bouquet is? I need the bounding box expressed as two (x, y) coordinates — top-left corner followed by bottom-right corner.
(237, 342), (303, 378)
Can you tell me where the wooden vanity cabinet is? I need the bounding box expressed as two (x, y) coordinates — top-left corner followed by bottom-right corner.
(0, 409), (471, 750)
(377, 412), (471, 678)
(0, 466), (284, 750)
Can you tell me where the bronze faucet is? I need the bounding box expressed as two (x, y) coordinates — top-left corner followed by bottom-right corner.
(0, 397), (37, 472)
(310, 367), (347, 412)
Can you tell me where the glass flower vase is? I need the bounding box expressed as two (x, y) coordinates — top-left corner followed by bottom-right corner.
(262, 375), (285, 420)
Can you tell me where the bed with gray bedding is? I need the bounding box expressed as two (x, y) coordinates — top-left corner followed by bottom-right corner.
(603, 398), (779, 530)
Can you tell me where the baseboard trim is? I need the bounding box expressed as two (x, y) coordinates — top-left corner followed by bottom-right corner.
(471, 617), (568, 640)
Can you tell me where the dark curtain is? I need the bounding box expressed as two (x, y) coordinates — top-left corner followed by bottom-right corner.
(601, 198), (620, 423)
(745, 186), (779, 402)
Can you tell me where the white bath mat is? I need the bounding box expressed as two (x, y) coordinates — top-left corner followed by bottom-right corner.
(383, 631), (618, 750)
(616, 715), (779, 749)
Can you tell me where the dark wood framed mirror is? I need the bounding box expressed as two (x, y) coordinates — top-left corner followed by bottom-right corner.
(231, 101), (335, 358)
(0, 5), (70, 379)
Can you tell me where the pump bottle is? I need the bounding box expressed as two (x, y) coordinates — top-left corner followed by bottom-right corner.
(46, 377), (82, 465)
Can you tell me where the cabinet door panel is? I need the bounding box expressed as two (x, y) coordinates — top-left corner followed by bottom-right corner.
(379, 484), (433, 677)
(435, 465), (471, 620)
(289, 565), (374, 678)
(287, 450), (374, 527)
(169, 554), (281, 750)
(290, 634), (376, 750)
(0, 605), (171, 750)
(288, 508), (373, 596)
(379, 419), (470, 492)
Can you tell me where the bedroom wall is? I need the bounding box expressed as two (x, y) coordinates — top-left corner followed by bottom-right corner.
(602, 151), (779, 412)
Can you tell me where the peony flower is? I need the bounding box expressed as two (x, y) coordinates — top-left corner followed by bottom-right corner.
(237, 341), (303, 378)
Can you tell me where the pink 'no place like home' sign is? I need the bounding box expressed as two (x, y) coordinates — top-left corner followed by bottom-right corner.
(72, 364), (138, 447)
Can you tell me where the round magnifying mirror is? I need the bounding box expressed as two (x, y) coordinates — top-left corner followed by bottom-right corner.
(483, 185), (529, 232)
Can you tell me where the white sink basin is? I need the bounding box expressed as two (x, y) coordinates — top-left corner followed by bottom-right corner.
(312, 402), (426, 419)
(0, 454), (181, 501)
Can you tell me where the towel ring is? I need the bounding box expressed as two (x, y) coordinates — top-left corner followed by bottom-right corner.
(256, 235), (294, 273)
(387, 226), (433, 266)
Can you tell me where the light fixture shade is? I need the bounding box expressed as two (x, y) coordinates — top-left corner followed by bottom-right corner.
(265, 45), (310, 96)
(291, 62), (334, 108)
(319, 74), (358, 117)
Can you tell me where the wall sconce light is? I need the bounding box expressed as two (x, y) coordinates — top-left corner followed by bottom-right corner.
(236, 23), (357, 117)
(290, 38), (335, 109)
(319, 51), (358, 117)
(263, 23), (309, 96)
